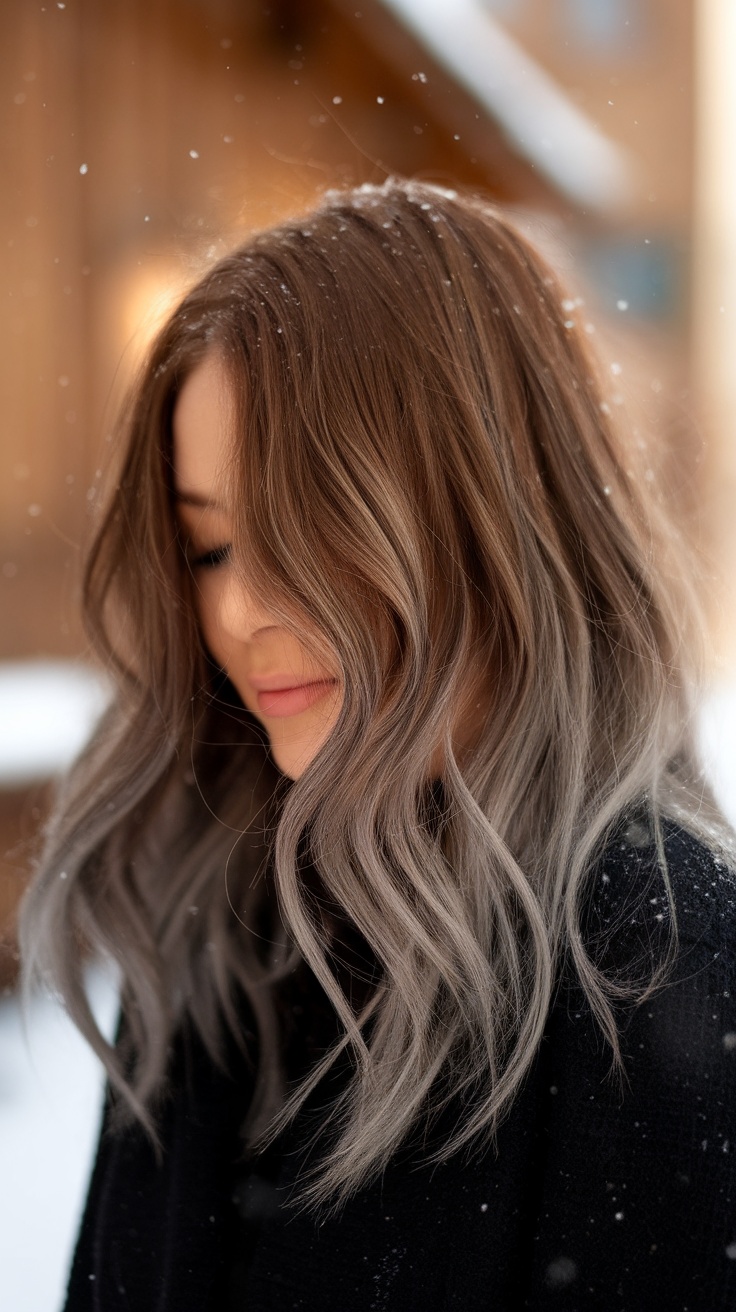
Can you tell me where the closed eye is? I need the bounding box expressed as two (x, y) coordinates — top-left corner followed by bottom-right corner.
(189, 543), (232, 570)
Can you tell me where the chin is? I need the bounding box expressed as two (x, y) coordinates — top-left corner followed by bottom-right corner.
(268, 744), (309, 781)
(264, 725), (319, 780)
(262, 694), (342, 782)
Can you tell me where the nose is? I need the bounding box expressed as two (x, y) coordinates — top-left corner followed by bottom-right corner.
(210, 570), (278, 646)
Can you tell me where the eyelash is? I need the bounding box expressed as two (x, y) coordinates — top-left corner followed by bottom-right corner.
(189, 544), (231, 570)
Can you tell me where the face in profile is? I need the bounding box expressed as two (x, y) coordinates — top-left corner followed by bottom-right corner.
(172, 352), (344, 781)
(173, 351), (490, 783)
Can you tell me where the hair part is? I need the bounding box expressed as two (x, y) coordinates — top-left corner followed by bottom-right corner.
(20, 177), (733, 1210)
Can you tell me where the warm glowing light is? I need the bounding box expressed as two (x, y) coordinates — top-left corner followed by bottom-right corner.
(119, 261), (191, 359)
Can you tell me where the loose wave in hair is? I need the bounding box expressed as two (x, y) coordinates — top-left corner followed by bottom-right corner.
(20, 178), (730, 1210)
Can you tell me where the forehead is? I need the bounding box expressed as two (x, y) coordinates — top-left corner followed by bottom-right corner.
(171, 352), (236, 501)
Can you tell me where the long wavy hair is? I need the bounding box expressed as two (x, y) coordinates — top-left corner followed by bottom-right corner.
(20, 178), (730, 1210)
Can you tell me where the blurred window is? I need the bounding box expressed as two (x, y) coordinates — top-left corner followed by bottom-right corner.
(577, 234), (684, 322)
(482, 0), (525, 16)
(562, 0), (646, 54)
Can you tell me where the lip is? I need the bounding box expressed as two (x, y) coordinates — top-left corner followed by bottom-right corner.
(249, 674), (333, 692)
(255, 679), (339, 718)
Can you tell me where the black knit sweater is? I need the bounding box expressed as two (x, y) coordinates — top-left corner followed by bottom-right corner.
(63, 819), (736, 1311)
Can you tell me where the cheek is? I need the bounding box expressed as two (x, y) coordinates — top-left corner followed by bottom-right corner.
(191, 576), (235, 663)
(192, 568), (275, 652)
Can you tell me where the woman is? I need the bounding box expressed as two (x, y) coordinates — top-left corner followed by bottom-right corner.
(21, 178), (736, 1310)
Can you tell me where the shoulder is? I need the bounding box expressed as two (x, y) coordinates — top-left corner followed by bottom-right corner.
(582, 813), (736, 981)
(542, 813), (736, 1142)
(551, 814), (736, 1103)
(529, 820), (736, 1306)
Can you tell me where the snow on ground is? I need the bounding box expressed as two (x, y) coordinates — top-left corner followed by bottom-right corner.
(0, 963), (119, 1312)
(696, 683), (736, 828)
(0, 661), (110, 788)
(0, 689), (735, 1311)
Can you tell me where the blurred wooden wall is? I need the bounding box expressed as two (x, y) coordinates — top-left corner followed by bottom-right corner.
(0, 0), (555, 665)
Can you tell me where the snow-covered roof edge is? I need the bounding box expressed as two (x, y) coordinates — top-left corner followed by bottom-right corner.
(377, 0), (634, 212)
